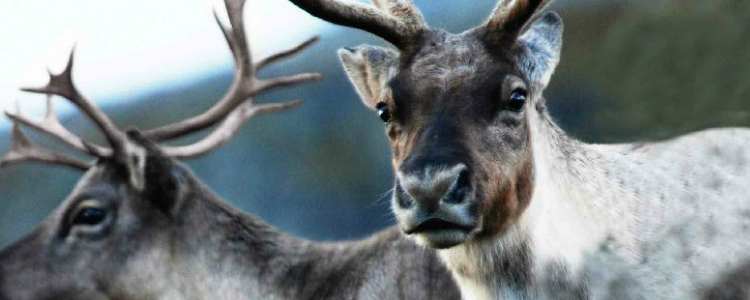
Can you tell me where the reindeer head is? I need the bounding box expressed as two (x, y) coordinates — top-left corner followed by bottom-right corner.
(0, 0), (319, 298)
(0, 134), (204, 300)
(291, 0), (562, 249)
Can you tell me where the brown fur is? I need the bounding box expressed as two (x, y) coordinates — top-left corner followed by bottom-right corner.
(328, 1), (566, 297)
(476, 154), (534, 240)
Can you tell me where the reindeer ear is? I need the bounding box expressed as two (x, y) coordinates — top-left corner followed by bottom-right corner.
(517, 12), (563, 88)
(337, 46), (400, 110)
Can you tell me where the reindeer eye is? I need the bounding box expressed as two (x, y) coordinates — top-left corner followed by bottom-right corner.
(376, 102), (392, 123)
(508, 89), (527, 112)
(72, 207), (107, 226)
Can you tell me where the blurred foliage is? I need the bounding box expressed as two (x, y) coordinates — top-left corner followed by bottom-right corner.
(564, 0), (750, 142)
(2, 0), (750, 248)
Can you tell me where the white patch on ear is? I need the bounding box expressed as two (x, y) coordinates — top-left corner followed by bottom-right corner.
(168, 167), (191, 216)
(337, 45), (400, 110)
(123, 142), (147, 191)
(518, 12), (564, 89)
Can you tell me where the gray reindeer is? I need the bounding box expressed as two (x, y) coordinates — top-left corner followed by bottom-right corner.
(288, 0), (750, 299)
(0, 0), (461, 299)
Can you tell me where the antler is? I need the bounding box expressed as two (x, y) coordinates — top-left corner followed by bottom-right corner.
(5, 50), (150, 188)
(1, 0), (320, 176)
(484, 0), (554, 39)
(0, 117), (91, 170)
(143, 0), (321, 143)
(20, 49), (130, 157)
(6, 95), (111, 157)
(287, 0), (426, 50)
(161, 99), (303, 159)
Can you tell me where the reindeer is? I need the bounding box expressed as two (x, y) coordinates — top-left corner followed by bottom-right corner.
(0, 0), (462, 299)
(288, 0), (750, 299)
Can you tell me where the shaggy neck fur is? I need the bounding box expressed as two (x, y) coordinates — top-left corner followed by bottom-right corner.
(115, 176), (310, 300)
(439, 101), (652, 300)
(121, 173), (460, 300)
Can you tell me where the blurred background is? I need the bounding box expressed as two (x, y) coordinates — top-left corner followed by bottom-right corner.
(1, 0), (749, 248)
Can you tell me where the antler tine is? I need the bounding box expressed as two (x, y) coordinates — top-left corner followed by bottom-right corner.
(288, 0), (425, 49)
(143, 0), (320, 143)
(255, 36), (319, 71)
(213, 9), (241, 75)
(485, 0), (554, 38)
(5, 96), (112, 157)
(0, 119), (92, 170)
(162, 99), (303, 159)
(254, 72), (321, 95)
(223, 0), (253, 79)
(371, 0), (426, 29)
(21, 48), (127, 155)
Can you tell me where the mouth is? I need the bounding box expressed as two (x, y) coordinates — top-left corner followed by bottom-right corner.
(405, 218), (473, 235)
(404, 218), (475, 249)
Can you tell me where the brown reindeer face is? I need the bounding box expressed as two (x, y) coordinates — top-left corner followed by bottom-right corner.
(339, 11), (563, 249)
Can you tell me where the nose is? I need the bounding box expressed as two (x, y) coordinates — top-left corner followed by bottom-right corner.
(396, 164), (470, 210)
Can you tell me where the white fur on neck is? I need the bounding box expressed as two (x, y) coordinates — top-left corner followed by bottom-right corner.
(437, 106), (641, 300)
(113, 241), (285, 300)
(439, 225), (530, 300)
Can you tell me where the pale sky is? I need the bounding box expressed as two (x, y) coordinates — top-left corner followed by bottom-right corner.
(0, 0), (633, 131)
(0, 0), (327, 129)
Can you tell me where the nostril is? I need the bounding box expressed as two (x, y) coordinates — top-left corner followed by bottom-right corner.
(456, 169), (470, 188)
(395, 184), (414, 209)
(443, 169), (470, 204)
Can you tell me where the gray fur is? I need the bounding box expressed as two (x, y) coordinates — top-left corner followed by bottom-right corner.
(336, 3), (750, 300)
(521, 115), (750, 300)
(0, 143), (460, 300)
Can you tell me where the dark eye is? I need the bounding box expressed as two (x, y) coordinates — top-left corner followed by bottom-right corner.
(72, 207), (107, 226)
(376, 102), (392, 123)
(508, 89), (527, 112)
